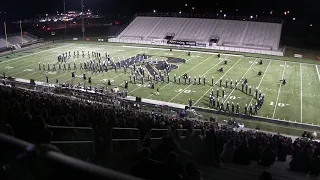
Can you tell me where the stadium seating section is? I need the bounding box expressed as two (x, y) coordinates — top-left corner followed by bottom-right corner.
(118, 16), (282, 50)
(0, 33), (40, 49)
(0, 83), (319, 180)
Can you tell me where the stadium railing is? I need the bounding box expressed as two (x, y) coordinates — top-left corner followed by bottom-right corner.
(111, 127), (140, 153)
(0, 133), (143, 180)
(48, 125), (96, 161)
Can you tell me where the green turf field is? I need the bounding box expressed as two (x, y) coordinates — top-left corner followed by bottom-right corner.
(1, 42), (320, 127)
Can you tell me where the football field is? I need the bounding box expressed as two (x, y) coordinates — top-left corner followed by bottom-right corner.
(1, 42), (320, 126)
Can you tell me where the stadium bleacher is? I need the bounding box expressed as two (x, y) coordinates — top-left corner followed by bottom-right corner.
(0, 33), (40, 49)
(0, 38), (9, 48)
(118, 16), (282, 51)
(0, 81), (319, 180)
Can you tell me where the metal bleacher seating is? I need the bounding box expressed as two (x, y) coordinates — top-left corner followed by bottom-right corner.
(242, 22), (282, 50)
(176, 19), (214, 42)
(119, 16), (162, 40)
(148, 17), (189, 40)
(118, 16), (282, 51)
(0, 38), (9, 48)
(7, 36), (25, 45)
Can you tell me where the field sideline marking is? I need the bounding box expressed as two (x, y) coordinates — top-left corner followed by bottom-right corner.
(168, 56), (228, 102)
(272, 61), (287, 118)
(222, 58), (258, 104)
(300, 63), (303, 123)
(316, 65), (320, 82)
(0, 44), (74, 65)
(248, 60), (272, 105)
(193, 56), (244, 106)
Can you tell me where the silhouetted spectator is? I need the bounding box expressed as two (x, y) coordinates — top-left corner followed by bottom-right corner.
(234, 140), (250, 165)
(259, 171), (272, 180)
(183, 161), (203, 180)
(220, 138), (236, 162)
(130, 147), (163, 179)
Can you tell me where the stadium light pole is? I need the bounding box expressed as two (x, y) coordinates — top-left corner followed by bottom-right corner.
(81, 0), (85, 39)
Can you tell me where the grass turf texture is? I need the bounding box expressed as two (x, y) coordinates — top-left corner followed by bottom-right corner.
(1, 42), (320, 136)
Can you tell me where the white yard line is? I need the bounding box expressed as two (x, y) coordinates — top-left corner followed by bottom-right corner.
(316, 65), (320, 82)
(193, 56), (244, 106)
(168, 56), (226, 102)
(248, 60), (272, 105)
(272, 61), (287, 119)
(222, 59), (258, 104)
(300, 63), (303, 123)
(0, 44), (74, 65)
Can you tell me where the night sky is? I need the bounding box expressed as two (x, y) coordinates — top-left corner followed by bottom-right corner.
(1, 0), (319, 22)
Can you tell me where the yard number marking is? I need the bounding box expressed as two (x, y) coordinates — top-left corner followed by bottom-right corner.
(280, 64), (290, 67)
(175, 89), (193, 93)
(270, 101), (288, 107)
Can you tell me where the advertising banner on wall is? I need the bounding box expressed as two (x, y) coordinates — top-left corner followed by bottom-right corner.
(167, 40), (205, 47)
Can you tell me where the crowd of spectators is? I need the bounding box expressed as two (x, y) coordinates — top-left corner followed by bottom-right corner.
(1, 84), (320, 179)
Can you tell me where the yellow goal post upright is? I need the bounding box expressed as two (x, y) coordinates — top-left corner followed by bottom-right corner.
(3, 22), (8, 48)
(20, 20), (24, 44)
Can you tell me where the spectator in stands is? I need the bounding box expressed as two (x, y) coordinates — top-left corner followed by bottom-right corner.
(277, 141), (287, 162)
(310, 145), (320, 176)
(162, 151), (182, 180)
(259, 140), (276, 166)
(153, 131), (191, 162)
(220, 138), (236, 163)
(234, 140), (250, 165)
(290, 142), (312, 173)
(203, 128), (221, 166)
(259, 171), (272, 180)
(183, 161), (203, 180)
(130, 147), (163, 180)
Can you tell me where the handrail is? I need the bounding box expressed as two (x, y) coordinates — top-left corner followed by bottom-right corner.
(51, 141), (94, 144)
(47, 125), (95, 156)
(48, 125), (93, 130)
(46, 151), (144, 180)
(0, 133), (143, 180)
